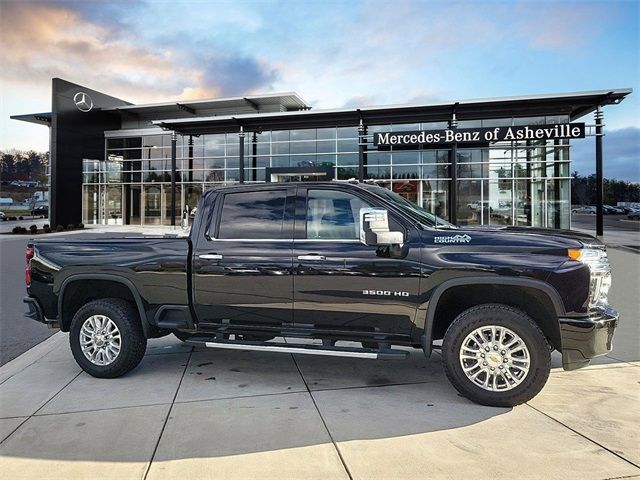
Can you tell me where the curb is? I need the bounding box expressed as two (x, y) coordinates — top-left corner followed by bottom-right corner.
(0, 332), (65, 384)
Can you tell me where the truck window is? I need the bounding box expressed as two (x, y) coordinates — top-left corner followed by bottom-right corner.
(218, 190), (288, 239)
(306, 190), (370, 239)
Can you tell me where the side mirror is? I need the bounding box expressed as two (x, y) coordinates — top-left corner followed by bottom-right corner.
(359, 208), (404, 246)
(181, 204), (190, 230)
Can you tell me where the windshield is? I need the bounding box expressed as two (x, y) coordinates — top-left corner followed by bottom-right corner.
(363, 185), (455, 229)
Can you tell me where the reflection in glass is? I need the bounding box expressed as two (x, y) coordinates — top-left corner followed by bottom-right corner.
(144, 185), (162, 225)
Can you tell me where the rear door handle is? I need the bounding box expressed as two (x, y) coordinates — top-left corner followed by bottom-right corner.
(297, 255), (325, 261)
(199, 254), (223, 260)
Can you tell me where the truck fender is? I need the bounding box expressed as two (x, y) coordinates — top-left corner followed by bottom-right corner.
(58, 274), (151, 338)
(420, 276), (566, 357)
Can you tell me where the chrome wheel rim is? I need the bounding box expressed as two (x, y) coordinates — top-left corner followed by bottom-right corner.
(80, 315), (121, 366)
(459, 325), (530, 392)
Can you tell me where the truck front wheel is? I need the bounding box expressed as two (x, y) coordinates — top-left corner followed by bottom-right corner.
(69, 298), (147, 378)
(442, 304), (551, 407)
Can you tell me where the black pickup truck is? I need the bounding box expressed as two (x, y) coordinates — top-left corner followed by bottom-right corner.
(23, 182), (618, 406)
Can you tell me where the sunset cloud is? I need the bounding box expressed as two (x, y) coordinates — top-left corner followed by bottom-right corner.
(0, 0), (637, 183)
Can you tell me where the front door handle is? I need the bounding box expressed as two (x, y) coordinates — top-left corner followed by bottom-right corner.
(199, 254), (223, 260)
(297, 255), (326, 261)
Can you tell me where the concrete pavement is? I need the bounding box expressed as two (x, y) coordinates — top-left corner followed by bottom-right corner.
(0, 331), (638, 480)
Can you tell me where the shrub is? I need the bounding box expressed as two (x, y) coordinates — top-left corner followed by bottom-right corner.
(12, 226), (23, 234)
(43, 226), (51, 233)
(10, 216), (17, 221)
(56, 225), (64, 232)
(66, 224), (74, 230)
(43, 224), (50, 230)
(29, 225), (38, 234)
(77, 223), (85, 229)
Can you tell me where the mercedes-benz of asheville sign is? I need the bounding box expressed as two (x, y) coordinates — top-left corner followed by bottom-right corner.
(373, 123), (585, 148)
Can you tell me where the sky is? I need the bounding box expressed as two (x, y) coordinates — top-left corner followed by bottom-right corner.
(0, 0), (638, 181)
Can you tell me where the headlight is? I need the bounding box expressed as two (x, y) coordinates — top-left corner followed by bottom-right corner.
(568, 248), (611, 306)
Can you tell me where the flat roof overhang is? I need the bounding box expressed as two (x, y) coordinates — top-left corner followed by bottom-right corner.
(10, 112), (52, 126)
(152, 88), (632, 135)
(103, 92), (309, 118)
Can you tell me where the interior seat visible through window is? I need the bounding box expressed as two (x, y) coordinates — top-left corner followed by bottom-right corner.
(306, 190), (369, 240)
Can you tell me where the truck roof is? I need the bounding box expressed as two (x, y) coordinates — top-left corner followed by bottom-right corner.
(205, 181), (380, 192)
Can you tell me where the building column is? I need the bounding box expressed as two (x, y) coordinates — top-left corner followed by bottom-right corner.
(188, 135), (193, 182)
(239, 126), (245, 184)
(251, 132), (258, 182)
(358, 121), (367, 182)
(448, 112), (458, 225)
(595, 106), (604, 239)
(170, 131), (177, 226)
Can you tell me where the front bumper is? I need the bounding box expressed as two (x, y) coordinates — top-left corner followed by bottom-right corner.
(559, 304), (619, 371)
(23, 296), (46, 324)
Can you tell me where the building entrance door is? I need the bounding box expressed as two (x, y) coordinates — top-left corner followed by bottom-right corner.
(144, 185), (162, 225)
(129, 186), (141, 225)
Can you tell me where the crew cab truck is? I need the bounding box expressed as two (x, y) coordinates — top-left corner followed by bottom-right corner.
(23, 182), (618, 407)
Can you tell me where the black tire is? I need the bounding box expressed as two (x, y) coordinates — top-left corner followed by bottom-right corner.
(442, 304), (550, 407)
(69, 298), (147, 378)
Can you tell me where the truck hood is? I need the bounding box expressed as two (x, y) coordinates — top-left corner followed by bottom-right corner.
(496, 226), (602, 247)
(432, 225), (601, 249)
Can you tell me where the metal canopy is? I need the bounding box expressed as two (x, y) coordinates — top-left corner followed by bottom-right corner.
(103, 92), (309, 118)
(9, 112), (52, 126)
(152, 88), (632, 135)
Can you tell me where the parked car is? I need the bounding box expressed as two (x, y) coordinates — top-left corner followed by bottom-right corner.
(0, 211), (5, 220)
(571, 206), (596, 214)
(604, 205), (624, 214)
(627, 209), (640, 221)
(31, 205), (48, 217)
(23, 181), (618, 407)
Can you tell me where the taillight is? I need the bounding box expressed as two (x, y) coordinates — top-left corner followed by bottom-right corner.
(25, 246), (34, 286)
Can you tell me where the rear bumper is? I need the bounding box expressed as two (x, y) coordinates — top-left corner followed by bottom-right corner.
(559, 304), (619, 371)
(23, 296), (47, 325)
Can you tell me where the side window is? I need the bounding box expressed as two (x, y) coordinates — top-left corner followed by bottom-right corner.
(218, 190), (288, 239)
(306, 190), (370, 239)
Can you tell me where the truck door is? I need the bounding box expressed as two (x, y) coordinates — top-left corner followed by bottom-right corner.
(292, 187), (421, 336)
(192, 187), (295, 329)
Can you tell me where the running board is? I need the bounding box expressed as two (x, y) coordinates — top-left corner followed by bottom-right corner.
(184, 337), (408, 360)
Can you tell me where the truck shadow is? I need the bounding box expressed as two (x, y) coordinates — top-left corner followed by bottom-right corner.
(1, 339), (517, 466)
(2, 334), (637, 473)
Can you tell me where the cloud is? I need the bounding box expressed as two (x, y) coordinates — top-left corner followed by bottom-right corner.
(571, 127), (640, 183)
(198, 56), (280, 97)
(0, 0), (278, 103)
(514, 2), (606, 50)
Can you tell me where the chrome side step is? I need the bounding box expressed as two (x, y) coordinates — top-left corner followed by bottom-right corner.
(184, 338), (409, 360)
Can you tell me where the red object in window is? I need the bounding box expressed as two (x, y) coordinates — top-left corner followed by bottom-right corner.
(25, 246), (34, 286)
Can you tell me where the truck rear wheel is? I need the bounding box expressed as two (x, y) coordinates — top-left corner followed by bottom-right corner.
(441, 304), (550, 407)
(69, 298), (147, 378)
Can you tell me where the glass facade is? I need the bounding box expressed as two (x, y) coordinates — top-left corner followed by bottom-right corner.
(83, 115), (571, 228)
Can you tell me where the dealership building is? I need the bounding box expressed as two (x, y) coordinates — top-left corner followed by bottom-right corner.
(12, 79), (631, 231)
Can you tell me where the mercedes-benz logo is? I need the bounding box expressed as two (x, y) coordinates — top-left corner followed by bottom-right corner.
(73, 92), (93, 112)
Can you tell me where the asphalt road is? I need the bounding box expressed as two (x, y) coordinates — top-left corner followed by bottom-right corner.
(571, 212), (640, 232)
(0, 235), (57, 365)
